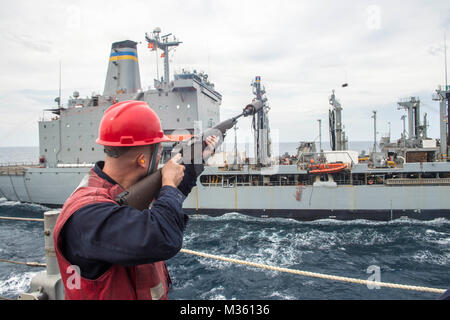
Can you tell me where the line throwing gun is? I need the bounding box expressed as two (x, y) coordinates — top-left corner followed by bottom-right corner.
(115, 100), (263, 210)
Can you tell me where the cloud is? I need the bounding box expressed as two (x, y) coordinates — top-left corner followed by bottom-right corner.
(1, 32), (54, 53)
(0, 0), (449, 147)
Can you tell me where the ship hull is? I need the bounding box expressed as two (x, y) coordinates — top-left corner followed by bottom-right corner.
(1, 167), (449, 221)
(0, 167), (90, 206)
(183, 208), (449, 221)
(182, 183), (450, 221)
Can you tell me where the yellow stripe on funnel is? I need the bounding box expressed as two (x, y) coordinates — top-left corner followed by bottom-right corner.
(109, 55), (138, 62)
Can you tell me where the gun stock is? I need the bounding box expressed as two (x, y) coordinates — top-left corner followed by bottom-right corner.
(115, 169), (163, 211)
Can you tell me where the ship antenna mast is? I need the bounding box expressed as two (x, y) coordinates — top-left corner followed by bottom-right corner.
(251, 76), (271, 167)
(233, 123), (238, 166)
(145, 28), (182, 84)
(58, 60), (62, 108)
(317, 119), (322, 152)
(445, 32), (448, 90)
(372, 110), (377, 153)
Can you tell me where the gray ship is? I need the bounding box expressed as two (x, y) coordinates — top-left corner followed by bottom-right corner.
(1, 28), (450, 221)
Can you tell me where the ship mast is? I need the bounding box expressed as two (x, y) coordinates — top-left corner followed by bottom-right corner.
(145, 27), (182, 84)
(372, 110), (377, 153)
(397, 97), (422, 140)
(445, 33), (448, 91)
(317, 119), (322, 152)
(58, 61), (61, 108)
(432, 34), (450, 161)
(433, 87), (450, 161)
(329, 90), (345, 151)
(401, 115), (407, 148)
(251, 76), (271, 167)
(233, 123), (238, 166)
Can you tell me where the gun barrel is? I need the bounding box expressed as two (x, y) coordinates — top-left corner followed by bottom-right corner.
(206, 118), (237, 136)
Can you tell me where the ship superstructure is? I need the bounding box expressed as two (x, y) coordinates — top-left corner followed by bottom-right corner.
(0, 29), (450, 221)
(39, 30), (221, 168)
(188, 85), (450, 221)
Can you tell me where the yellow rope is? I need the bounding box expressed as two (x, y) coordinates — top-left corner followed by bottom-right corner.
(0, 258), (46, 267)
(0, 216), (44, 222)
(180, 248), (447, 294)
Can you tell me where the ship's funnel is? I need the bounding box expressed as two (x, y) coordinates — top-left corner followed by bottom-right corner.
(103, 40), (142, 97)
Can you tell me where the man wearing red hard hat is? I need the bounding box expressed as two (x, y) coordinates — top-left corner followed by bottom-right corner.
(53, 100), (215, 300)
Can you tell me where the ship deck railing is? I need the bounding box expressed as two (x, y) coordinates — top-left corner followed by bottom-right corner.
(0, 162), (40, 167)
(0, 162), (41, 175)
(55, 163), (94, 168)
(201, 182), (304, 187)
(201, 181), (350, 187)
(385, 178), (450, 185)
(200, 178), (450, 187)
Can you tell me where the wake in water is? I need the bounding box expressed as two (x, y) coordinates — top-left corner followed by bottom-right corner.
(0, 272), (37, 298)
(0, 198), (50, 216)
(190, 212), (450, 227)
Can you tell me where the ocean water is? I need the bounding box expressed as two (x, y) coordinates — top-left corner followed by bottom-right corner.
(0, 203), (449, 300)
(0, 147), (39, 165)
(0, 146), (449, 300)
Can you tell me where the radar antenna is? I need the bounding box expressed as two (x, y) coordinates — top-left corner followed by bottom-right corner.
(145, 28), (182, 84)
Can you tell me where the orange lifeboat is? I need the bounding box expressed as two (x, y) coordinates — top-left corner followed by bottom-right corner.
(308, 163), (347, 174)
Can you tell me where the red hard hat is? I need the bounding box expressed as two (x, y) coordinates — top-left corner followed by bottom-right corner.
(96, 100), (171, 146)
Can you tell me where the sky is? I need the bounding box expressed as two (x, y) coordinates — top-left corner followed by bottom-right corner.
(0, 0), (449, 147)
